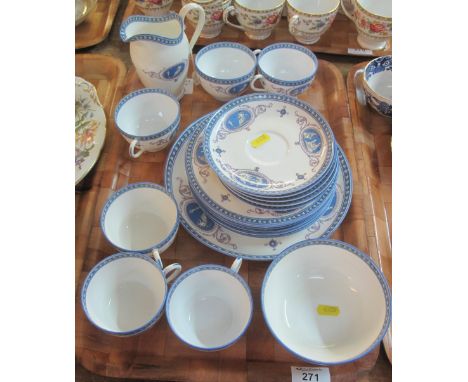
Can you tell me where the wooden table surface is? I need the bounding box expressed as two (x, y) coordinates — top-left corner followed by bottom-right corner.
(75, 1), (392, 381)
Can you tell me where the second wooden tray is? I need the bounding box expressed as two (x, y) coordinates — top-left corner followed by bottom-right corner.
(122, 0), (391, 57)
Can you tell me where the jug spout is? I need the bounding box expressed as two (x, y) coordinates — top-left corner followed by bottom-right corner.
(120, 14), (184, 44)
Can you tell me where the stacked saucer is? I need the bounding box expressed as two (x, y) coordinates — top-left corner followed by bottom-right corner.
(184, 93), (343, 238)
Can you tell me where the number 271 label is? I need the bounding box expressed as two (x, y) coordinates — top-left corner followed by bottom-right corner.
(291, 367), (330, 382)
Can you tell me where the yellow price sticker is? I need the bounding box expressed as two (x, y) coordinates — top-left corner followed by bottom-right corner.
(250, 133), (271, 149)
(317, 305), (340, 317)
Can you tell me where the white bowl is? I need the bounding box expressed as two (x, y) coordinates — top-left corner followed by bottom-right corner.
(81, 251), (181, 336)
(100, 182), (179, 254)
(262, 239), (391, 364)
(166, 258), (253, 350)
(115, 88), (180, 158)
(195, 42), (257, 101)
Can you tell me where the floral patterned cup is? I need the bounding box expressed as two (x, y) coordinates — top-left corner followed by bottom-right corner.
(286, 0), (339, 45)
(182, 0), (231, 38)
(341, 0), (392, 50)
(135, 0), (174, 16)
(223, 0), (285, 40)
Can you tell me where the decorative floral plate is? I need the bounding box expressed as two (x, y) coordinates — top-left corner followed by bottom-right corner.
(203, 93), (335, 197)
(75, 76), (106, 185)
(164, 114), (352, 261)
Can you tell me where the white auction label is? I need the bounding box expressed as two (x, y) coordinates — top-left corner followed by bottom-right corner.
(347, 48), (373, 56)
(291, 366), (330, 382)
(183, 78), (194, 94)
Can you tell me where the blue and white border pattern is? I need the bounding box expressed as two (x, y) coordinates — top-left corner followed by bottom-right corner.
(365, 55), (392, 81)
(100, 182), (180, 254)
(257, 43), (319, 87)
(114, 88), (181, 141)
(165, 263), (253, 351)
(195, 42), (257, 85)
(120, 13), (184, 45)
(203, 93), (335, 196)
(81, 252), (168, 336)
(163, 115), (353, 261)
(261, 239), (391, 365)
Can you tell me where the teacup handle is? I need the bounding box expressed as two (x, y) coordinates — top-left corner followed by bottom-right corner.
(354, 68), (367, 106)
(179, 3), (206, 52)
(223, 6), (245, 31)
(288, 14), (300, 34)
(250, 74), (266, 92)
(129, 139), (145, 158)
(340, 0), (355, 22)
(230, 257), (243, 273)
(151, 248), (182, 283)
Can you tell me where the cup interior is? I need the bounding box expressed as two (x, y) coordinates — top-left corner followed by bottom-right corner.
(357, 0), (392, 17)
(263, 244), (388, 364)
(288, 0), (339, 14)
(197, 45), (256, 80)
(103, 185), (178, 252)
(365, 57), (392, 101)
(167, 267), (252, 349)
(116, 91), (179, 137)
(237, 0), (284, 11)
(83, 255), (166, 333)
(259, 46), (316, 82)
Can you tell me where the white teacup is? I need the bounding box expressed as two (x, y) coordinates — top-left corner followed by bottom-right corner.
(250, 43), (318, 96)
(182, 0), (231, 38)
(341, 0), (392, 50)
(115, 88), (180, 158)
(355, 55), (392, 117)
(100, 182), (180, 254)
(262, 239), (391, 364)
(135, 0), (174, 16)
(195, 42), (257, 101)
(223, 0), (285, 40)
(166, 258), (253, 350)
(81, 250), (181, 336)
(287, 0), (340, 45)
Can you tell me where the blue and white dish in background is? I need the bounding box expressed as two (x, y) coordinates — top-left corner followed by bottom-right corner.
(165, 258), (253, 351)
(250, 43), (319, 96)
(186, 119), (336, 230)
(195, 42), (257, 102)
(203, 93), (336, 197)
(357, 55), (392, 118)
(164, 114), (352, 260)
(262, 239), (391, 364)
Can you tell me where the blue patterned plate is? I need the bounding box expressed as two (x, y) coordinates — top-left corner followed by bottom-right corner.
(203, 93), (336, 197)
(164, 114), (353, 261)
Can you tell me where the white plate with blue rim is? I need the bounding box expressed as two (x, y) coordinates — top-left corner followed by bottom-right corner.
(164, 114), (352, 261)
(203, 93), (336, 197)
(186, 120), (336, 229)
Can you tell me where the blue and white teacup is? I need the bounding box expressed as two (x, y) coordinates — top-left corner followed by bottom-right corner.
(250, 43), (318, 96)
(115, 88), (180, 158)
(166, 258), (253, 350)
(81, 250), (181, 336)
(195, 42), (257, 102)
(100, 182), (180, 255)
(355, 55), (392, 117)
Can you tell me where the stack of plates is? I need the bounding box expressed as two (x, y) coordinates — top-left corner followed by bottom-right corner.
(183, 93), (345, 238)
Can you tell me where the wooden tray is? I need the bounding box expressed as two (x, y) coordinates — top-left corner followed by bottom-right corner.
(347, 63), (392, 363)
(75, 58), (383, 381)
(75, 53), (127, 288)
(122, 0), (391, 57)
(76, 0), (121, 49)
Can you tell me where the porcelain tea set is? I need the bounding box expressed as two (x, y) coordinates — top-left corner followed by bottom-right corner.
(78, 0), (392, 367)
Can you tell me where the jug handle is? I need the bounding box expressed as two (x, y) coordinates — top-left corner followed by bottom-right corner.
(340, 0), (355, 22)
(179, 3), (206, 52)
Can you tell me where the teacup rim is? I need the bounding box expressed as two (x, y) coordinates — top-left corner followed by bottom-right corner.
(261, 238), (392, 365)
(166, 263), (254, 351)
(100, 182), (180, 254)
(114, 88), (181, 141)
(195, 42), (257, 85)
(81, 252), (168, 336)
(363, 55), (392, 103)
(234, 0), (285, 12)
(286, 0), (340, 17)
(356, 0), (392, 20)
(257, 42), (319, 86)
